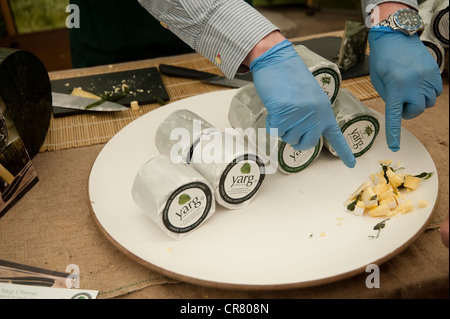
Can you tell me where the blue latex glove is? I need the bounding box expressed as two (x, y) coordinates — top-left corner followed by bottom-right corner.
(368, 27), (443, 152)
(250, 40), (356, 168)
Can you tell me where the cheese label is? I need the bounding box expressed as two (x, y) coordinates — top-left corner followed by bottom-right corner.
(433, 8), (449, 46)
(313, 68), (340, 104)
(424, 41), (444, 71)
(278, 141), (322, 174)
(341, 116), (380, 158)
(219, 155), (265, 205)
(162, 182), (213, 234)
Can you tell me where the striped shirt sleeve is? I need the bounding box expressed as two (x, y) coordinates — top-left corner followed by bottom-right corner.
(138, 0), (278, 78)
(361, 0), (419, 21)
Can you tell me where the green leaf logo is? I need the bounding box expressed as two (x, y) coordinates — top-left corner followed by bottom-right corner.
(364, 125), (374, 137)
(178, 194), (191, 205)
(320, 76), (331, 87)
(241, 163), (251, 174)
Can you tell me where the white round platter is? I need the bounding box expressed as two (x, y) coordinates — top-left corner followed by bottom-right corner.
(88, 89), (438, 290)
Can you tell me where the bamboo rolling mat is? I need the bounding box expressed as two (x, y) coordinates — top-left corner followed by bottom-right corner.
(41, 52), (378, 153)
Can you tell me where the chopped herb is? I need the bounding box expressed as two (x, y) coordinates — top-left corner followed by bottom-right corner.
(347, 194), (361, 212)
(84, 99), (106, 110)
(150, 95), (167, 106)
(369, 218), (390, 239)
(85, 90), (129, 110)
(380, 164), (389, 181)
(414, 172), (434, 180)
(347, 200), (357, 212)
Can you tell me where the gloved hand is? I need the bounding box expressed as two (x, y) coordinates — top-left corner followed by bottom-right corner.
(250, 40), (356, 168)
(368, 27), (443, 152)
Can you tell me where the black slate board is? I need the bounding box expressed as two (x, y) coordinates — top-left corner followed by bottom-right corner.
(294, 36), (370, 80)
(51, 67), (169, 117)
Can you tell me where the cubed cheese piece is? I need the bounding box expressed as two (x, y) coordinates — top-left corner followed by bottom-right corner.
(379, 159), (393, 166)
(380, 195), (395, 206)
(393, 200), (414, 215)
(374, 183), (390, 197)
(361, 200), (378, 209)
(130, 101), (139, 111)
(71, 87), (102, 100)
(345, 182), (372, 206)
(386, 199), (398, 210)
(386, 168), (404, 188)
(122, 84), (129, 93)
(403, 175), (422, 190)
(368, 204), (391, 217)
(361, 186), (376, 202)
(372, 171), (387, 184)
(418, 200), (429, 208)
(379, 188), (394, 202)
(353, 203), (365, 216)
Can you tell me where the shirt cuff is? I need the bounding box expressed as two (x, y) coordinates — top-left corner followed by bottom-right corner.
(361, 0), (419, 21)
(197, 0), (279, 79)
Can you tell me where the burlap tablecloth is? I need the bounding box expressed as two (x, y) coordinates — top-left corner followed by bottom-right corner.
(0, 32), (448, 299)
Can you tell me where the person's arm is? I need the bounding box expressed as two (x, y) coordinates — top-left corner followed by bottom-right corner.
(138, 0), (278, 79)
(360, 0), (443, 152)
(139, 0), (357, 168)
(361, 0), (418, 24)
(243, 2), (416, 67)
(242, 31), (286, 67)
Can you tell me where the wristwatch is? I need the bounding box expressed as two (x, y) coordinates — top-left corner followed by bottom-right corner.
(378, 8), (425, 36)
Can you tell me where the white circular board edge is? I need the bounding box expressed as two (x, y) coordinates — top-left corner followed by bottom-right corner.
(88, 89), (439, 290)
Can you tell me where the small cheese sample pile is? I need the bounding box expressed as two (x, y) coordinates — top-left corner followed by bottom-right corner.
(344, 160), (433, 217)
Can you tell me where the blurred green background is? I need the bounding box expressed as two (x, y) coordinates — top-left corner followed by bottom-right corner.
(2, 0), (362, 36)
(9, 0), (69, 33)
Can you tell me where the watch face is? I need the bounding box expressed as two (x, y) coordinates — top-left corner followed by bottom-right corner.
(395, 9), (423, 30)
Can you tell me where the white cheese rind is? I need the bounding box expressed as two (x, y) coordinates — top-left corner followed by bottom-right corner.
(294, 45), (342, 105)
(420, 0), (448, 70)
(229, 85), (323, 175)
(323, 89), (380, 158)
(156, 109), (266, 210)
(431, 0), (449, 48)
(155, 109), (218, 164)
(422, 40), (445, 73)
(420, 0), (449, 48)
(131, 154), (216, 240)
(189, 131), (266, 210)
